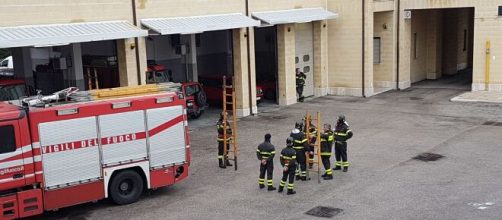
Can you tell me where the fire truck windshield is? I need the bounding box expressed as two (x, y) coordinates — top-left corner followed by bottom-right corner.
(0, 84), (26, 101)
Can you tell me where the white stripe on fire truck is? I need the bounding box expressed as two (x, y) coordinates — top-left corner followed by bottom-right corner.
(33, 155), (42, 162)
(0, 159), (25, 170)
(0, 145), (35, 161)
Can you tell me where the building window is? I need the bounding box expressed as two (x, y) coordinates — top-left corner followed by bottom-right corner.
(373, 37), (381, 64)
(0, 125), (16, 154)
(303, 66), (310, 73)
(295, 57), (299, 64)
(463, 29), (468, 51)
(413, 33), (418, 59)
(303, 55), (310, 62)
(498, 6), (502, 16)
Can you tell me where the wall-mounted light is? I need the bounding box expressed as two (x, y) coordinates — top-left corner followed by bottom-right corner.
(287, 27), (291, 32)
(130, 43), (136, 50)
(382, 23), (388, 30)
(323, 23), (327, 28)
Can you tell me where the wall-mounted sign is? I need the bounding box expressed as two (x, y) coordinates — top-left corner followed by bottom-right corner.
(404, 10), (412, 19)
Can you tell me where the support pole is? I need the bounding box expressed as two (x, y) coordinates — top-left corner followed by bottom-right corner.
(485, 40), (491, 91)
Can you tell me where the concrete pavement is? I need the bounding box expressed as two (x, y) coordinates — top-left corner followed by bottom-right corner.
(35, 82), (502, 220)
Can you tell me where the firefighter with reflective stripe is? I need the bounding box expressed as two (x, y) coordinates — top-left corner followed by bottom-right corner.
(290, 122), (309, 181)
(217, 112), (232, 168)
(303, 117), (317, 169)
(257, 133), (276, 191)
(278, 137), (297, 195)
(320, 123), (334, 180)
(333, 115), (353, 172)
(296, 68), (307, 102)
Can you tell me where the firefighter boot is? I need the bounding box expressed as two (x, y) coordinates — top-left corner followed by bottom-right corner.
(259, 184), (265, 189)
(333, 166), (341, 171)
(219, 159), (226, 169)
(323, 174), (333, 180)
(268, 185), (277, 191)
(287, 189), (296, 195)
(278, 186), (284, 193)
(343, 167), (348, 172)
(321, 172), (328, 178)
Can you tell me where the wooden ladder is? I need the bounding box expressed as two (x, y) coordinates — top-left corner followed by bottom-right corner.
(86, 68), (100, 90)
(222, 75), (238, 170)
(305, 111), (322, 183)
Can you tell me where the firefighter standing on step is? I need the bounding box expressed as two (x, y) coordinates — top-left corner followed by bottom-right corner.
(290, 122), (309, 181)
(278, 137), (297, 195)
(256, 134), (276, 191)
(333, 115), (353, 172)
(296, 68), (307, 102)
(217, 112), (232, 168)
(320, 123), (335, 180)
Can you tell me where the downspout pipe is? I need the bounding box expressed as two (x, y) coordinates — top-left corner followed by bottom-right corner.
(361, 0), (366, 97)
(245, 0), (255, 115)
(396, 0), (401, 90)
(132, 0), (142, 85)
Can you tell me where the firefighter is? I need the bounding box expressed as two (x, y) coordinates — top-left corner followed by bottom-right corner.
(303, 117), (317, 169)
(320, 123), (334, 180)
(256, 133), (276, 191)
(296, 68), (307, 102)
(217, 112), (232, 168)
(333, 115), (353, 172)
(290, 122), (309, 181)
(278, 137), (297, 195)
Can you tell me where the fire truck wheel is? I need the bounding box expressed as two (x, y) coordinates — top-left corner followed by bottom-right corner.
(109, 170), (144, 205)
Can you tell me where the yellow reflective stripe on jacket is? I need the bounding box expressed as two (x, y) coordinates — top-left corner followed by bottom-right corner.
(320, 152), (332, 156)
(294, 139), (307, 143)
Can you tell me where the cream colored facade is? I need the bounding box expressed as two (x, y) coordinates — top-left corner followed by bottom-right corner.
(1, 0), (502, 116)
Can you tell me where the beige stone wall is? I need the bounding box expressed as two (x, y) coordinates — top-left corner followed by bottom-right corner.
(409, 10), (428, 83)
(135, 0), (245, 20)
(249, 0), (326, 12)
(232, 28), (251, 117)
(313, 21), (329, 97)
(0, 0), (134, 26)
(277, 24), (297, 105)
(373, 11), (395, 89)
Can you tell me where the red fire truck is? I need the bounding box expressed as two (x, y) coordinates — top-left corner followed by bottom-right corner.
(0, 84), (191, 219)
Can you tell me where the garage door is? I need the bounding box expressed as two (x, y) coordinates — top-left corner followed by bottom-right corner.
(295, 23), (314, 98)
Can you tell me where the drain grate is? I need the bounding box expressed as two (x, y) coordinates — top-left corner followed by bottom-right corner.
(409, 97), (424, 101)
(413, 153), (444, 162)
(305, 206), (343, 218)
(483, 121), (502, 127)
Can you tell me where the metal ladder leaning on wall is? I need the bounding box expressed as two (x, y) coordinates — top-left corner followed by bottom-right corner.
(222, 75), (238, 170)
(305, 111), (322, 183)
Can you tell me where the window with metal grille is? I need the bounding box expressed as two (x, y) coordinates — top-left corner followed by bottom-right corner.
(0, 125), (16, 154)
(373, 37), (381, 64)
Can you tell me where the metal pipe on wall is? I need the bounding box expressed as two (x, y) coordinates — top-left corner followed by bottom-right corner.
(245, 0), (255, 115)
(396, 0), (401, 90)
(362, 0), (366, 97)
(131, 0), (142, 85)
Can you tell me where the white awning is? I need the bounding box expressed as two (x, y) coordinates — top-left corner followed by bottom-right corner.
(141, 13), (260, 35)
(252, 8), (338, 25)
(0, 21), (148, 48)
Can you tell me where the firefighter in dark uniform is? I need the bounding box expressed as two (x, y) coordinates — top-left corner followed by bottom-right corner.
(320, 123), (334, 180)
(333, 115), (353, 172)
(217, 112), (232, 168)
(290, 122), (309, 181)
(278, 137), (297, 195)
(256, 134), (276, 191)
(303, 117), (317, 169)
(296, 68), (307, 102)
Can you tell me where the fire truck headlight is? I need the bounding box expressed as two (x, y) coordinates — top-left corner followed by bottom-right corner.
(175, 165), (184, 178)
(187, 102), (193, 107)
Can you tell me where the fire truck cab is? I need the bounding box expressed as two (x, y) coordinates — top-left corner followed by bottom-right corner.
(0, 84), (190, 219)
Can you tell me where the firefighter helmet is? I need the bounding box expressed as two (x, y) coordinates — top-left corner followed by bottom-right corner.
(286, 137), (294, 147)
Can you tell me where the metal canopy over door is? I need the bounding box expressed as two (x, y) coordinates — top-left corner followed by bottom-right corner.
(295, 23), (314, 98)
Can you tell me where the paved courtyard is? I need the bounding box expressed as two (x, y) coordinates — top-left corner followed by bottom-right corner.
(35, 80), (502, 220)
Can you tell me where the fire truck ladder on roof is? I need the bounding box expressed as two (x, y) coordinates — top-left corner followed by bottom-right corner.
(222, 75), (238, 170)
(305, 111), (322, 184)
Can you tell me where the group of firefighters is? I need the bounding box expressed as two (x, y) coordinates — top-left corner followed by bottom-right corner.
(216, 112), (353, 195)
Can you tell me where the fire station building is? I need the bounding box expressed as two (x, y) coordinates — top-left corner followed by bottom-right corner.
(0, 0), (501, 117)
